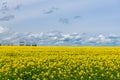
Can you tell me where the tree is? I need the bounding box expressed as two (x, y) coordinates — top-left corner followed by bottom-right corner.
(19, 40), (25, 46)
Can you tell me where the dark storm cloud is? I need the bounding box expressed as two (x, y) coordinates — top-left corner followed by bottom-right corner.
(73, 16), (81, 19)
(43, 7), (59, 14)
(0, 15), (15, 21)
(0, 0), (22, 21)
(0, 1), (9, 14)
(14, 4), (22, 10)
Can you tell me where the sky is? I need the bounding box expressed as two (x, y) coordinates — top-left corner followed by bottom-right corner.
(0, 0), (120, 33)
(0, 0), (120, 45)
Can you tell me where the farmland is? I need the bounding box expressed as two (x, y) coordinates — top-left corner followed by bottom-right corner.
(0, 46), (120, 80)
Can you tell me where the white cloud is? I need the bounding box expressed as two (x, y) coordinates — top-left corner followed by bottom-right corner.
(97, 35), (111, 43)
(108, 34), (120, 39)
(0, 26), (9, 33)
(27, 32), (44, 38)
(87, 34), (111, 45)
(88, 37), (97, 43)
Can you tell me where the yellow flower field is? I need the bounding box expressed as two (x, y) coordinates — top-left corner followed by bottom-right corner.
(0, 46), (120, 80)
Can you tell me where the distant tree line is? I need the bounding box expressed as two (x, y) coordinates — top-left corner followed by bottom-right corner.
(0, 40), (37, 46)
(19, 40), (37, 46)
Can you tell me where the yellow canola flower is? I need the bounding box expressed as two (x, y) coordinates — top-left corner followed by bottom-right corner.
(0, 46), (119, 80)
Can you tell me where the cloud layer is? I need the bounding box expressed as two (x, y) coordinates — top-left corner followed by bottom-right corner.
(0, 26), (120, 46)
